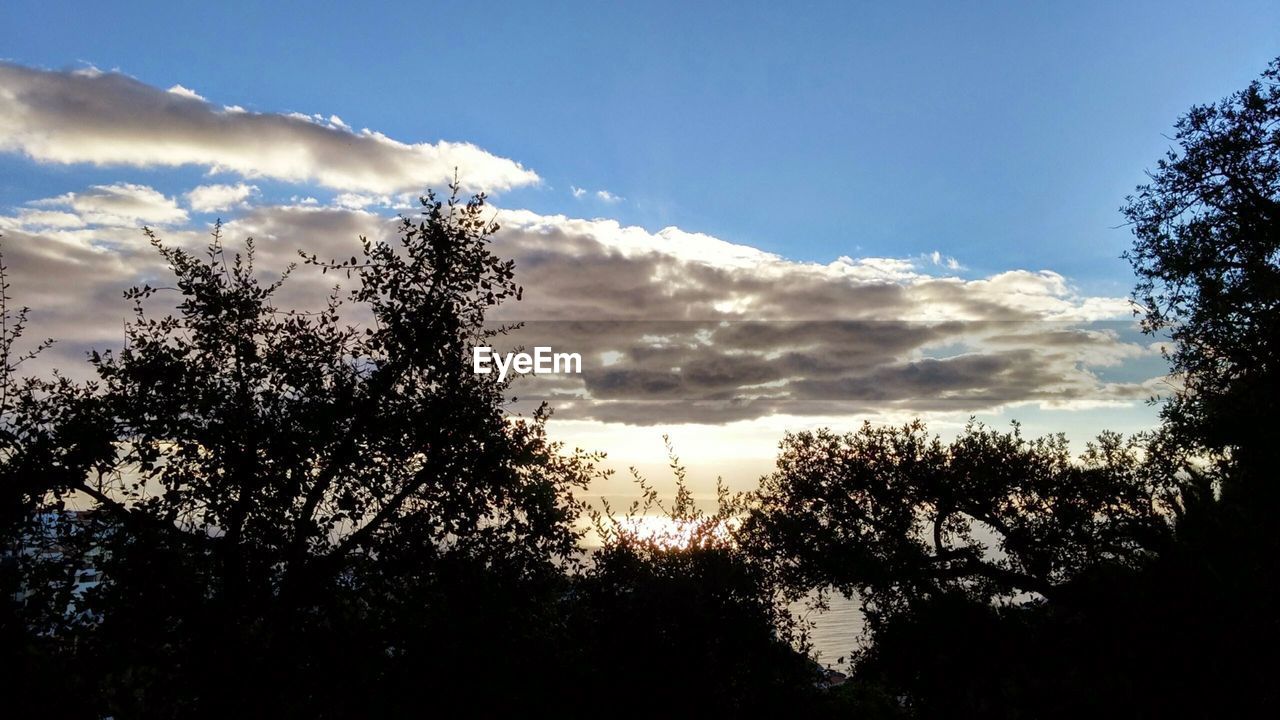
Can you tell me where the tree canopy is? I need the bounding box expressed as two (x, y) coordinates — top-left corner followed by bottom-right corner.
(1123, 57), (1280, 473)
(742, 420), (1177, 630)
(2, 189), (604, 716)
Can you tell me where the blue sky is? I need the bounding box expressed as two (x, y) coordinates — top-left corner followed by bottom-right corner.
(3, 1), (1277, 296)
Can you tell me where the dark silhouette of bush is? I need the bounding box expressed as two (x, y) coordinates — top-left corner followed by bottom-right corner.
(568, 439), (824, 714)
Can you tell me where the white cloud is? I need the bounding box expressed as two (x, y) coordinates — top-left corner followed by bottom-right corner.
(0, 209), (86, 229)
(569, 186), (623, 202)
(29, 183), (187, 227)
(926, 250), (963, 271)
(489, 210), (1134, 323)
(166, 84), (205, 101)
(332, 192), (393, 210)
(0, 62), (540, 195)
(185, 182), (258, 212)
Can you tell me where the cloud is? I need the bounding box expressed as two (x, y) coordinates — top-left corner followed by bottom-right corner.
(0, 62), (540, 194)
(477, 211), (1149, 423)
(0, 196), (1157, 426)
(166, 84), (205, 101)
(1, 209), (85, 229)
(185, 182), (258, 212)
(25, 183), (187, 227)
(569, 186), (622, 203)
(0, 223), (177, 364)
(332, 192), (393, 210)
(927, 250), (962, 271)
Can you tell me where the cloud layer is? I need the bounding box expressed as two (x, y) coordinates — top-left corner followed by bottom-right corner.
(0, 190), (1159, 426)
(0, 63), (539, 194)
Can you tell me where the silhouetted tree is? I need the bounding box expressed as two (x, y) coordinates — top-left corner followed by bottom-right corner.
(738, 420), (1270, 718)
(1, 238), (122, 716)
(1113, 55), (1280, 718)
(0, 237), (106, 539)
(1122, 56), (1280, 476)
(741, 421), (1174, 630)
(4, 190), (602, 717)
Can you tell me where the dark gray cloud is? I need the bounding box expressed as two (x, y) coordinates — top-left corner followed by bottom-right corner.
(0, 197), (1158, 425)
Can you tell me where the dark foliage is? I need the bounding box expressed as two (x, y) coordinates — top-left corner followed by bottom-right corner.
(571, 441), (824, 713)
(1, 191), (610, 716)
(740, 422), (1195, 717)
(742, 421), (1177, 621)
(1122, 57), (1280, 480)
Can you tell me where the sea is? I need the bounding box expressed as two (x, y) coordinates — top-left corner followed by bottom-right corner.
(796, 594), (864, 671)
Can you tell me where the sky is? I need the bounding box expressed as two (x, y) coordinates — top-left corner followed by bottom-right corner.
(1, 1), (1277, 493)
